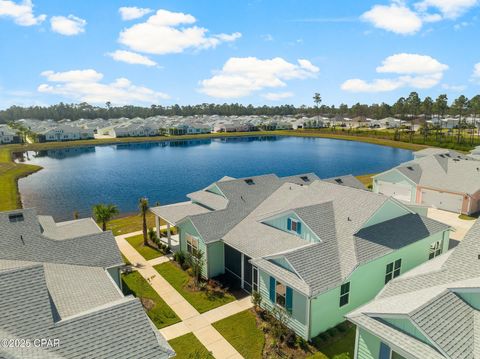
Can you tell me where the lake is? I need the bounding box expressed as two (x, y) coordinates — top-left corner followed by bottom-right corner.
(17, 136), (413, 221)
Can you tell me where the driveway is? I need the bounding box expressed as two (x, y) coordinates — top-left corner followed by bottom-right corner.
(427, 208), (476, 242)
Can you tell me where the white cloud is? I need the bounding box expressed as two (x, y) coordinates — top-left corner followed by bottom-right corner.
(50, 15), (86, 36)
(199, 57), (319, 98)
(119, 6), (152, 20)
(118, 9), (241, 55)
(38, 69), (169, 105)
(107, 50), (157, 66)
(415, 0), (478, 19)
(472, 63), (480, 82)
(261, 34), (274, 41)
(0, 0), (46, 26)
(376, 53), (448, 74)
(361, 2), (423, 35)
(262, 92), (294, 101)
(341, 53), (448, 92)
(441, 83), (467, 91)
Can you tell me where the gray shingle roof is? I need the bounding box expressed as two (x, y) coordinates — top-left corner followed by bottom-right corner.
(348, 219), (480, 359)
(322, 174), (366, 190)
(0, 265), (174, 359)
(389, 154), (480, 194)
(0, 208), (123, 268)
(355, 214), (450, 264)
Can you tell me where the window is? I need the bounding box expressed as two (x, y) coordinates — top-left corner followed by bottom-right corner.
(339, 282), (350, 307)
(385, 259), (402, 284)
(8, 213), (24, 223)
(275, 281), (286, 308)
(429, 240), (443, 260)
(252, 266), (259, 292)
(287, 218), (302, 234)
(186, 234), (199, 254)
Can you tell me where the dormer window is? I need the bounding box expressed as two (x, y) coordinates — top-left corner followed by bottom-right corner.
(287, 218), (302, 234)
(9, 213), (24, 222)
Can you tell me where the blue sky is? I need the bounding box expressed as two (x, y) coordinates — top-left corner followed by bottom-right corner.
(0, 0), (479, 109)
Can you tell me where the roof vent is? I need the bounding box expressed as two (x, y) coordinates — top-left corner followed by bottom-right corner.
(300, 176), (310, 182)
(244, 178), (255, 185)
(407, 166), (414, 171)
(439, 154), (445, 158)
(9, 213), (24, 223)
(445, 154), (451, 157)
(335, 178), (344, 184)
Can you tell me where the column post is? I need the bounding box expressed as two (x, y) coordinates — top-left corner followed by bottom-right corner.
(167, 223), (171, 247)
(155, 216), (160, 239)
(241, 253), (245, 289)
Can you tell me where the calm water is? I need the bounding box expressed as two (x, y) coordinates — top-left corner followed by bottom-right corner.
(17, 136), (413, 221)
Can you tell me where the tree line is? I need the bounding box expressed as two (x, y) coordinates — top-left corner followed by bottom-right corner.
(1, 92), (480, 123)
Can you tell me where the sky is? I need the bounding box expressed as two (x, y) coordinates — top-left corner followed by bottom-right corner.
(0, 0), (479, 109)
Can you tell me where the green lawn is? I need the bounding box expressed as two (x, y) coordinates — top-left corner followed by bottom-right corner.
(459, 214), (479, 220)
(355, 173), (377, 189)
(126, 234), (163, 260)
(121, 271), (180, 328)
(168, 333), (213, 358)
(311, 326), (356, 359)
(121, 253), (131, 265)
(106, 212), (158, 236)
(212, 310), (265, 359)
(154, 261), (235, 313)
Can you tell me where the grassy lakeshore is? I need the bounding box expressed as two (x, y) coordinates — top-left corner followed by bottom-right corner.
(0, 129), (432, 215)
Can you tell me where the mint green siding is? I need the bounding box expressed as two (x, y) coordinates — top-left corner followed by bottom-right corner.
(107, 267), (122, 289)
(309, 230), (448, 338)
(178, 219), (208, 277)
(382, 318), (430, 344)
(258, 270), (309, 339)
(356, 328), (381, 359)
(457, 291), (480, 309)
(263, 212), (319, 243)
(373, 170), (416, 202)
(362, 200), (410, 228)
(206, 184), (224, 196)
(207, 241), (225, 277)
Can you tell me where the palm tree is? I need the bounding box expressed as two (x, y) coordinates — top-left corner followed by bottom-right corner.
(139, 197), (149, 246)
(313, 93), (322, 123)
(92, 204), (119, 231)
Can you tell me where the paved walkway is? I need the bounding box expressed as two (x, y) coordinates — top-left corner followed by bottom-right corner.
(116, 233), (250, 359)
(427, 208), (475, 241)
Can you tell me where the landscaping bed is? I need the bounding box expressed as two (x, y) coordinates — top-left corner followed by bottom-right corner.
(154, 261), (235, 313)
(168, 333), (213, 358)
(125, 234), (164, 260)
(213, 305), (355, 358)
(121, 271), (180, 328)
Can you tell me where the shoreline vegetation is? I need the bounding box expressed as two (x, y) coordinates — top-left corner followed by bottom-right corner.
(0, 128), (457, 221)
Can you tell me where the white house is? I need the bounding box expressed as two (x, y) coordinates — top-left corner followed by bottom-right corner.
(0, 125), (19, 144)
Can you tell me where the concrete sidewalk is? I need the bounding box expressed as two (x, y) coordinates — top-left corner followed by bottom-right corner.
(116, 233), (248, 358)
(427, 208), (475, 241)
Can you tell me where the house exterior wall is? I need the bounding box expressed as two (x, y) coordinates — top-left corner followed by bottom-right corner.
(258, 270), (309, 339)
(417, 185), (468, 214)
(468, 191), (480, 214)
(207, 241), (225, 278)
(308, 230), (448, 338)
(356, 328), (382, 359)
(178, 219), (209, 277)
(373, 170), (416, 203)
(362, 200), (411, 228)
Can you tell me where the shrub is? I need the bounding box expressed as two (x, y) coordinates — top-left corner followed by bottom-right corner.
(297, 337), (309, 351)
(327, 327), (338, 338)
(251, 290), (262, 309)
(284, 330), (297, 348)
(337, 322), (348, 333)
(173, 251), (186, 265)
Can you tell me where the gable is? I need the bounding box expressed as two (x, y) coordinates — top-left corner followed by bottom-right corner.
(374, 168), (417, 187)
(206, 183), (224, 196)
(262, 211), (320, 243)
(270, 257), (295, 272)
(362, 199), (412, 229)
(380, 317), (431, 346)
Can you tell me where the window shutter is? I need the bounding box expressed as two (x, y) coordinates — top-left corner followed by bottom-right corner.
(296, 221), (302, 234)
(269, 277), (276, 302)
(287, 218), (292, 230)
(286, 287), (293, 313)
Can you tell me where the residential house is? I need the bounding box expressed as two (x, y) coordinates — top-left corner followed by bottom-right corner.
(151, 174), (450, 339)
(0, 208), (174, 358)
(0, 125), (20, 144)
(347, 218), (480, 359)
(373, 150), (480, 214)
(37, 125), (94, 142)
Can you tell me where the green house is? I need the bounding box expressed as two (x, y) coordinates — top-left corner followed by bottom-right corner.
(151, 173), (450, 339)
(348, 219), (480, 359)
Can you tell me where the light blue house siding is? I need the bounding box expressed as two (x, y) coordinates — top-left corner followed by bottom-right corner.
(258, 229), (449, 340)
(373, 170), (417, 203)
(263, 212), (320, 243)
(178, 219), (209, 277)
(362, 200), (410, 228)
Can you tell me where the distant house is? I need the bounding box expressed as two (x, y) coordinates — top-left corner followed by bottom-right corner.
(373, 150), (480, 214)
(214, 122), (253, 132)
(0, 208), (174, 358)
(37, 125), (94, 142)
(348, 219), (480, 359)
(0, 125), (20, 144)
(151, 174), (450, 339)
